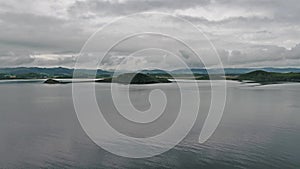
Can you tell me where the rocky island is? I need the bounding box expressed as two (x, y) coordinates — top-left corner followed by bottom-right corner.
(44, 79), (71, 84)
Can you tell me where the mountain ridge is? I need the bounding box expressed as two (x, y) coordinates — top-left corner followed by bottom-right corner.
(1, 67), (300, 80)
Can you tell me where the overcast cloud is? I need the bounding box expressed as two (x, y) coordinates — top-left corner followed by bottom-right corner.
(0, 0), (300, 69)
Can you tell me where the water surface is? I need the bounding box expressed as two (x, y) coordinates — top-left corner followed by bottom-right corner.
(0, 80), (299, 168)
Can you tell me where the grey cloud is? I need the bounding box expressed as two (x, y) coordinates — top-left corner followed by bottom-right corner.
(32, 56), (76, 67)
(225, 44), (300, 67)
(68, 0), (210, 17)
(0, 0), (300, 68)
(215, 0), (300, 23)
(0, 12), (87, 50)
(101, 54), (126, 67)
(287, 44), (300, 59)
(0, 51), (35, 67)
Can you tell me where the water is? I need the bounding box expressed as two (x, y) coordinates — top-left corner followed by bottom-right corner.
(0, 80), (299, 168)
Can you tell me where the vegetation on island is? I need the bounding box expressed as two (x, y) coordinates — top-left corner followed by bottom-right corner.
(96, 73), (172, 84)
(237, 70), (300, 84)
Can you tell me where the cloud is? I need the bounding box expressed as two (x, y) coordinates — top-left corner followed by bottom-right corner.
(0, 50), (35, 67)
(225, 44), (300, 67)
(68, 0), (210, 17)
(30, 54), (76, 67)
(0, 0), (300, 68)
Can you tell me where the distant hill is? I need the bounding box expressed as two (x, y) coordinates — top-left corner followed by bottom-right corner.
(259, 67), (300, 73)
(171, 68), (208, 74)
(172, 68), (300, 75)
(140, 69), (170, 74)
(0, 67), (72, 75)
(0, 67), (112, 79)
(1, 67), (300, 80)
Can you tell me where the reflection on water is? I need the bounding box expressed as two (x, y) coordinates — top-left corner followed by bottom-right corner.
(0, 81), (299, 168)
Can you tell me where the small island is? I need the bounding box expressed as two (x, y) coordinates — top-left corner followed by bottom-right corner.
(96, 73), (172, 84)
(44, 79), (70, 84)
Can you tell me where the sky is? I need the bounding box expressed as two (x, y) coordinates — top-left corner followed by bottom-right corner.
(0, 0), (300, 70)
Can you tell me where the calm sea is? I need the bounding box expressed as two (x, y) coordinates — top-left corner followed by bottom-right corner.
(0, 80), (299, 168)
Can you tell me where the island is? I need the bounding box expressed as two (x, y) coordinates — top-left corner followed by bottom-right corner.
(236, 70), (300, 84)
(96, 73), (172, 84)
(44, 79), (70, 84)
